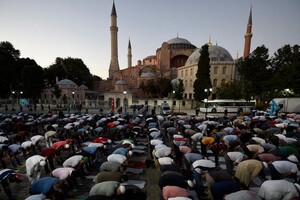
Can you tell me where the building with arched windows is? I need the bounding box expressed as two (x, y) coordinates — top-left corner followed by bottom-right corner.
(94, 1), (252, 106)
(177, 44), (236, 100)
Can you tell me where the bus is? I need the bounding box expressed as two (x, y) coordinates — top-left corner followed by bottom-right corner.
(199, 99), (256, 114)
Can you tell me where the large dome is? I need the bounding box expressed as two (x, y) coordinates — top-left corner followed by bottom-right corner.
(167, 37), (196, 49)
(185, 45), (234, 66)
(167, 37), (192, 45)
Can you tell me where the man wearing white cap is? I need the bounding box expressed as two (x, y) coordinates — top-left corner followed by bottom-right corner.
(25, 155), (47, 183)
(89, 181), (126, 197)
(258, 179), (300, 200)
(269, 155), (299, 181)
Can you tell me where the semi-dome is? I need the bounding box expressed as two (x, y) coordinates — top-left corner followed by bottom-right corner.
(140, 72), (157, 78)
(167, 37), (196, 49)
(185, 45), (233, 66)
(115, 80), (127, 85)
(57, 79), (77, 88)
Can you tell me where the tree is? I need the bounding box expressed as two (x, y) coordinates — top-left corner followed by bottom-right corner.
(51, 85), (62, 105)
(21, 61), (44, 100)
(237, 45), (270, 102)
(0, 41), (20, 97)
(174, 79), (185, 100)
(44, 57), (94, 88)
(193, 44), (212, 102)
(215, 81), (243, 99)
(0, 41), (20, 60)
(157, 77), (173, 98)
(269, 44), (300, 96)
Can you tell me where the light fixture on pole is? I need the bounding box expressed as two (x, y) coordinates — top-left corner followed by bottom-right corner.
(172, 90), (175, 112)
(204, 88), (212, 119)
(123, 91), (127, 115)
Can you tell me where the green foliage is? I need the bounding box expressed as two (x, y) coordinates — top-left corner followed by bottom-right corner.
(193, 44), (212, 102)
(215, 81), (243, 99)
(0, 41), (20, 98)
(236, 45), (270, 101)
(0, 41), (20, 60)
(174, 79), (185, 100)
(44, 57), (93, 88)
(21, 61), (45, 99)
(52, 85), (62, 100)
(269, 45), (300, 96)
(139, 78), (172, 98)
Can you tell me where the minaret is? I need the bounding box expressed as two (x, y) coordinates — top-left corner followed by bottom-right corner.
(127, 38), (132, 68)
(109, 0), (119, 79)
(243, 6), (253, 58)
(208, 35), (212, 45)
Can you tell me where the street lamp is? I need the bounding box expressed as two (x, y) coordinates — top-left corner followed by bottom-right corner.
(204, 88), (212, 119)
(72, 91), (75, 106)
(11, 91), (15, 111)
(204, 98), (208, 119)
(172, 90), (175, 112)
(123, 91), (127, 115)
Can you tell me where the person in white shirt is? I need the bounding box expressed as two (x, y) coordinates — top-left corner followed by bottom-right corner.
(21, 140), (36, 157)
(51, 167), (79, 190)
(25, 155), (46, 183)
(224, 151), (248, 175)
(246, 144), (265, 158)
(31, 135), (45, 152)
(107, 154), (127, 165)
(192, 159), (216, 172)
(258, 180), (300, 200)
(269, 156), (298, 181)
(224, 190), (262, 200)
(154, 146), (172, 158)
(63, 155), (88, 178)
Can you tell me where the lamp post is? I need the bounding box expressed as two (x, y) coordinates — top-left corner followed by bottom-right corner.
(172, 90), (175, 112)
(204, 88), (212, 119)
(11, 91), (15, 111)
(72, 91), (75, 110)
(123, 91), (127, 115)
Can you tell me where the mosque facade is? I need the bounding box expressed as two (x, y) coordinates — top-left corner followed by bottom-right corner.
(94, 1), (253, 104)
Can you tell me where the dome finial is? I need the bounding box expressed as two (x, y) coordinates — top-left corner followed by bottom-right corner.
(208, 35), (212, 45)
(216, 41), (218, 46)
(177, 32), (179, 38)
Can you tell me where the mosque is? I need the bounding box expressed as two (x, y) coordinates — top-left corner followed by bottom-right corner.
(93, 1), (252, 106)
(41, 1), (252, 111)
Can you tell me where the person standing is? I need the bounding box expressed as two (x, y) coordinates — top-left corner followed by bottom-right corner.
(224, 108), (228, 117)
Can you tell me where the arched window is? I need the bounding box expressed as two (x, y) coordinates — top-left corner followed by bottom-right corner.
(214, 66), (218, 74)
(221, 79), (226, 84)
(213, 79), (217, 87)
(222, 66), (227, 74)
